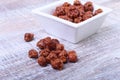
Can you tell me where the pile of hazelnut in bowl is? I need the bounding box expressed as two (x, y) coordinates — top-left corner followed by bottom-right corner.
(24, 33), (78, 70)
(53, 0), (103, 23)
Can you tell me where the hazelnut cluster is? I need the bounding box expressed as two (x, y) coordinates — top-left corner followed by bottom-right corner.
(53, 0), (103, 23)
(28, 37), (78, 70)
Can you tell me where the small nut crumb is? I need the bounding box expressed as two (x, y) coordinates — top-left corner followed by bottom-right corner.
(51, 58), (64, 70)
(28, 49), (38, 58)
(24, 33), (34, 42)
(68, 50), (78, 62)
(38, 56), (47, 67)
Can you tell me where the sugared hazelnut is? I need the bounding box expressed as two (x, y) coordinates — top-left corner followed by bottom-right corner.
(58, 50), (68, 57)
(28, 49), (38, 58)
(56, 44), (64, 51)
(51, 58), (64, 70)
(59, 15), (73, 22)
(68, 50), (78, 62)
(63, 2), (71, 7)
(39, 48), (50, 57)
(24, 33), (34, 42)
(46, 52), (58, 63)
(59, 56), (67, 63)
(82, 11), (93, 20)
(74, 0), (82, 6)
(84, 1), (94, 12)
(38, 56), (47, 67)
(36, 39), (45, 49)
(94, 8), (103, 16)
(74, 17), (82, 23)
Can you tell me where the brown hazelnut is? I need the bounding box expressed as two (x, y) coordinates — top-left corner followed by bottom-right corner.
(38, 56), (47, 67)
(48, 39), (60, 51)
(28, 49), (38, 58)
(56, 44), (64, 51)
(55, 6), (66, 16)
(63, 2), (71, 7)
(46, 52), (58, 63)
(51, 50), (61, 56)
(59, 15), (73, 22)
(59, 56), (67, 63)
(68, 50), (78, 62)
(51, 58), (64, 70)
(58, 50), (68, 57)
(74, 17), (82, 23)
(51, 39), (60, 44)
(78, 8), (85, 17)
(44, 37), (52, 46)
(67, 6), (80, 18)
(24, 33), (34, 42)
(84, 1), (94, 12)
(36, 39), (45, 49)
(82, 11), (93, 20)
(94, 8), (103, 16)
(74, 0), (82, 6)
(39, 48), (50, 57)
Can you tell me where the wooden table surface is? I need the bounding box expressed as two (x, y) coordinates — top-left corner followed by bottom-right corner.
(0, 0), (120, 80)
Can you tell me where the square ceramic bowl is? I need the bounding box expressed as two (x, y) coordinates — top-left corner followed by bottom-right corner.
(32, 0), (112, 43)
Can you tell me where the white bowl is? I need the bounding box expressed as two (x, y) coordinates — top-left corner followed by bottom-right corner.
(32, 0), (112, 43)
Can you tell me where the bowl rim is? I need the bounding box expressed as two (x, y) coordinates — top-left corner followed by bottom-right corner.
(32, 0), (112, 28)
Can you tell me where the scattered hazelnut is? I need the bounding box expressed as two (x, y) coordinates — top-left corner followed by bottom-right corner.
(28, 49), (38, 58)
(59, 56), (67, 63)
(24, 33), (34, 42)
(68, 50), (78, 62)
(51, 58), (64, 70)
(38, 56), (47, 67)
(46, 52), (58, 63)
(39, 48), (50, 57)
(58, 50), (67, 57)
(36, 39), (45, 49)
(56, 44), (64, 51)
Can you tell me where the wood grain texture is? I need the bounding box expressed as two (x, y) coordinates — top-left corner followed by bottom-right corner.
(0, 0), (120, 80)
